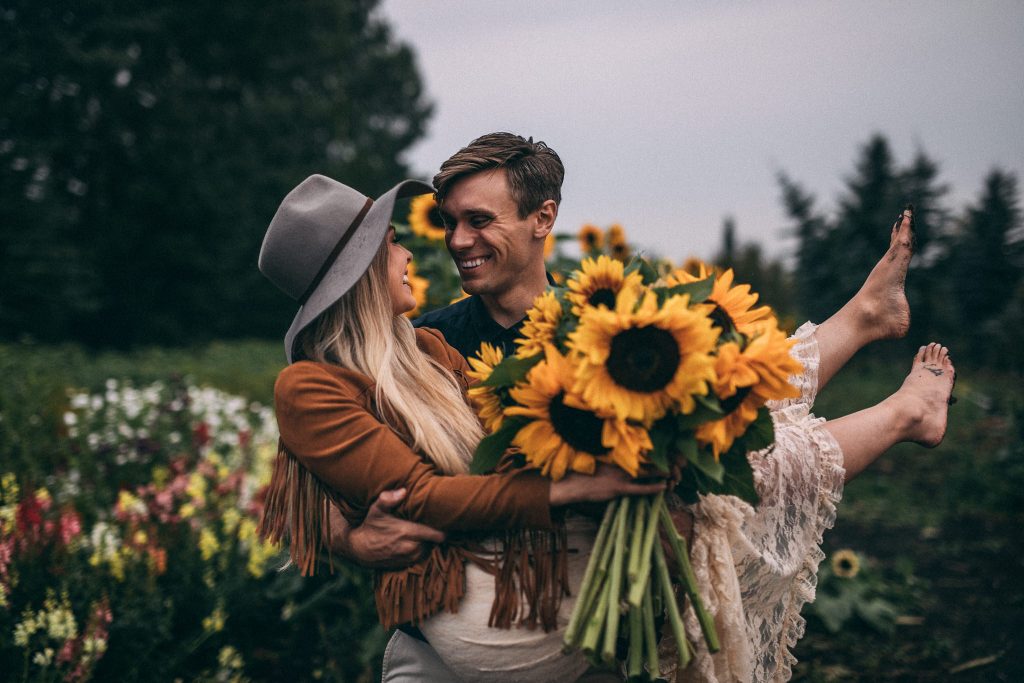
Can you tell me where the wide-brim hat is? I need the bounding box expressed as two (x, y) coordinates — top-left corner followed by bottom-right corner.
(258, 174), (434, 362)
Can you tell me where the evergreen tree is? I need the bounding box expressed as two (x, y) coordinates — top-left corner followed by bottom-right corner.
(949, 169), (1022, 329)
(0, 0), (432, 346)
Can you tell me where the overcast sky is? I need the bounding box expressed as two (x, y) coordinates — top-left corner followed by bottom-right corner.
(378, 0), (1024, 262)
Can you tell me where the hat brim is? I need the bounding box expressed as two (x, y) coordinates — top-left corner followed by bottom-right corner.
(283, 178), (434, 362)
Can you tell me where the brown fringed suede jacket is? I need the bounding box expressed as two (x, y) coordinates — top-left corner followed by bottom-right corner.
(259, 327), (567, 631)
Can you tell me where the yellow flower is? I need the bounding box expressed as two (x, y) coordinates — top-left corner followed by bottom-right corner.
(466, 343), (506, 433)
(696, 324), (802, 458)
(199, 527), (220, 561)
(569, 287), (719, 425)
(666, 266), (773, 335)
(202, 604), (226, 633)
(606, 223), (627, 247)
(515, 290), (563, 358)
(408, 194), (446, 241)
(404, 261), (430, 318)
(566, 255), (644, 314)
(578, 224), (604, 254)
(544, 232), (556, 260)
(450, 290), (470, 304)
(507, 346), (651, 479)
(831, 549), (861, 579)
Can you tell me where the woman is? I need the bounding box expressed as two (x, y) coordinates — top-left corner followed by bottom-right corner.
(256, 175), (663, 682)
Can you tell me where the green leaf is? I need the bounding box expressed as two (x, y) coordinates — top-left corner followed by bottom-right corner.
(741, 407), (775, 453)
(687, 443), (725, 483)
(675, 397), (724, 430)
(637, 258), (660, 285)
(654, 275), (715, 305)
(719, 446), (759, 505)
(647, 418), (676, 473)
(480, 354), (543, 388)
(470, 416), (528, 474)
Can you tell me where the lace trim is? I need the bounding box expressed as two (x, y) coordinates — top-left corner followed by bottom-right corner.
(769, 416), (844, 682)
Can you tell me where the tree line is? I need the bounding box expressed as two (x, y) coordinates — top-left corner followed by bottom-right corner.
(2, 3), (1020, 371)
(713, 135), (1021, 371)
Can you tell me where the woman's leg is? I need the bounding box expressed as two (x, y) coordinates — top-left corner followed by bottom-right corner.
(813, 209), (914, 393)
(825, 342), (954, 482)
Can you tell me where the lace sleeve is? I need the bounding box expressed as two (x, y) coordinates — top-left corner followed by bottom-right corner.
(667, 322), (846, 682)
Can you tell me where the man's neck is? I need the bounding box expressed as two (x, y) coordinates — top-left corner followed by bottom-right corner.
(479, 270), (549, 329)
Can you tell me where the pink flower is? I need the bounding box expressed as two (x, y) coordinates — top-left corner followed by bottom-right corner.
(58, 509), (82, 546)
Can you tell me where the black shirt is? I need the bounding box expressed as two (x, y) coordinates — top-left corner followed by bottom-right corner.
(413, 295), (524, 361)
(412, 274), (556, 361)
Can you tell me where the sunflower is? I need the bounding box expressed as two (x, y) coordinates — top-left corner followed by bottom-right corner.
(831, 549), (860, 579)
(466, 343), (506, 433)
(515, 290), (564, 358)
(566, 255), (644, 314)
(606, 223), (627, 247)
(695, 324), (802, 458)
(578, 224), (604, 254)
(666, 265), (773, 335)
(544, 232), (556, 260)
(408, 194), (447, 241)
(569, 287), (719, 425)
(450, 290), (470, 304)
(403, 261), (430, 318)
(507, 347), (651, 480)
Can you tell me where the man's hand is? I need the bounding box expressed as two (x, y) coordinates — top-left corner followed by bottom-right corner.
(328, 489), (445, 569)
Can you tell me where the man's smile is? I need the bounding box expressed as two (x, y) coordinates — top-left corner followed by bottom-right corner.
(458, 255), (491, 270)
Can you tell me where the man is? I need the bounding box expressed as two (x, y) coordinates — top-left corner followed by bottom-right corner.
(330, 132), (591, 681)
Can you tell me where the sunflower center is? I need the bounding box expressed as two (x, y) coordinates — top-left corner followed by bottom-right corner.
(585, 233), (598, 247)
(606, 326), (680, 392)
(719, 386), (752, 414)
(428, 205), (446, 229)
(549, 392), (609, 455)
(587, 288), (617, 309)
(709, 303), (735, 332)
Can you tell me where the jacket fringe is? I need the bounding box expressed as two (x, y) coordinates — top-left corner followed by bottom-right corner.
(256, 441), (335, 576)
(259, 442), (571, 632)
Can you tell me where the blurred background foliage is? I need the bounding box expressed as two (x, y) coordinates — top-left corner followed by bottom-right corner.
(2, 0), (1023, 680)
(1, 0), (431, 346)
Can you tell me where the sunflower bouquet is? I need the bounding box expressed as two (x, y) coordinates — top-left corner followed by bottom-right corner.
(468, 255), (803, 675)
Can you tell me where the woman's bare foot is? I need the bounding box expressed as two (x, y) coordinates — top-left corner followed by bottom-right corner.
(889, 342), (955, 447)
(852, 208), (914, 341)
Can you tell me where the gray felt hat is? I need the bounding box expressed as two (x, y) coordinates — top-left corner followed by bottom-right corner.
(258, 174), (434, 362)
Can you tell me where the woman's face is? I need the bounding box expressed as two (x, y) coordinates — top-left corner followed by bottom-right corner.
(386, 227), (417, 315)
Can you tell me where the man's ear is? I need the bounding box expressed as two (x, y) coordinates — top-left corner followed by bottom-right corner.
(532, 199), (558, 239)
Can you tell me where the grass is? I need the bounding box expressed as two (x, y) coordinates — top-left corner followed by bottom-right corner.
(792, 349), (1024, 681)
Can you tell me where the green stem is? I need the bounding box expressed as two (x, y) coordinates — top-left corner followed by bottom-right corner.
(563, 498), (618, 649)
(580, 572), (611, 658)
(627, 592), (643, 678)
(601, 496), (631, 664)
(628, 490), (664, 608)
(627, 494), (647, 582)
(658, 502), (720, 652)
(654, 539), (691, 670)
(642, 570), (659, 675)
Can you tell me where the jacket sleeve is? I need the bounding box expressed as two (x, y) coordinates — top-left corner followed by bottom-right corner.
(274, 362), (553, 532)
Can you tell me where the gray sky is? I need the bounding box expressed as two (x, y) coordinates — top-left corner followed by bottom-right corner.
(379, 0), (1024, 262)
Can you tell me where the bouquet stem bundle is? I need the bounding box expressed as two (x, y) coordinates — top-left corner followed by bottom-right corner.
(563, 492), (719, 676)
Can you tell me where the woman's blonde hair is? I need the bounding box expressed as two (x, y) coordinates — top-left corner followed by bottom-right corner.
(297, 242), (482, 474)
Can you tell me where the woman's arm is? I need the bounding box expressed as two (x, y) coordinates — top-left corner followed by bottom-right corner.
(277, 362), (554, 532)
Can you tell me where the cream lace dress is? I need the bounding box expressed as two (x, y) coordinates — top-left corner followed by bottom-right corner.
(422, 323), (844, 682)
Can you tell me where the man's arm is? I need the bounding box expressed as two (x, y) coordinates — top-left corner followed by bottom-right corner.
(327, 489), (445, 569)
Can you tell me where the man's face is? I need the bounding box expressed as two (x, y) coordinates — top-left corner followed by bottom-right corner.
(439, 169), (545, 297)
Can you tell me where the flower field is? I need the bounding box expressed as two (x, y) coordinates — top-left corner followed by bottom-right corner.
(3, 216), (1022, 680)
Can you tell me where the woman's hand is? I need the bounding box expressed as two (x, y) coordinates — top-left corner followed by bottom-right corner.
(549, 463), (667, 506)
